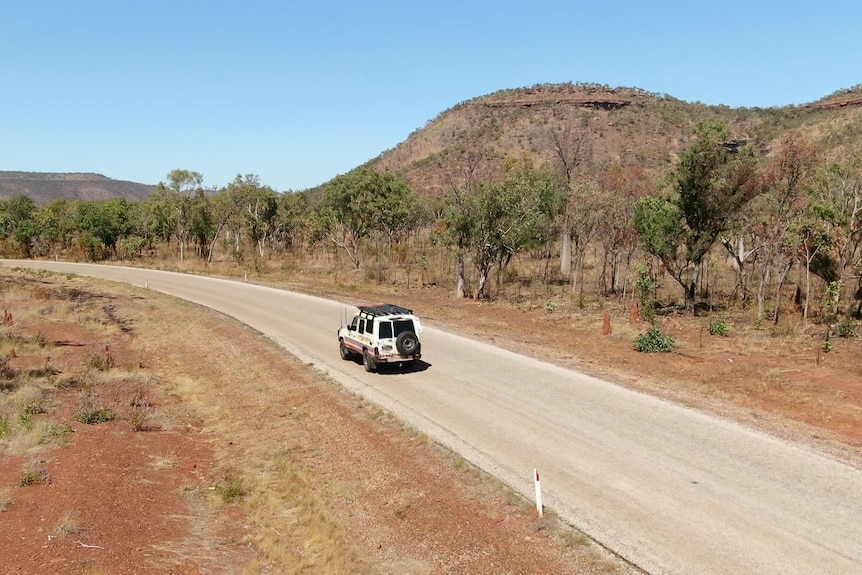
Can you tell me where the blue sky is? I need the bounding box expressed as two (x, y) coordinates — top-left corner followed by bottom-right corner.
(1, 1), (858, 192)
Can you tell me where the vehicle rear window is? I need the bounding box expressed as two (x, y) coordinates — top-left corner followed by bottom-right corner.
(378, 321), (393, 339)
(393, 319), (415, 336)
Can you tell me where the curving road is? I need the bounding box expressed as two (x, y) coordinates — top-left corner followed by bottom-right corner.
(4, 260), (862, 575)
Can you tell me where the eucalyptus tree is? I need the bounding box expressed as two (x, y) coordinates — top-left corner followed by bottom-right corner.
(754, 131), (821, 321)
(273, 191), (310, 253)
(187, 187), (218, 260)
(790, 199), (835, 326)
(564, 176), (603, 297)
(71, 198), (131, 260)
(675, 120), (761, 307)
(633, 194), (685, 296)
(125, 198), (162, 255)
(545, 116), (594, 277)
(368, 171), (420, 252)
(241, 183), (279, 258)
(808, 156), (862, 315)
(459, 159), (559, 299)
(596, 163), (653, 296)
(0, 195), (38, 257)
(635, 120), (761, 310)
(152, 169), (204, 261)
(207, 174), (260, 263)
(720, 204), (761, 305)
(437, 146), (487, 298)
(314, 167), (415, 270)
(34, 199), (71, 257)
(367, 170), (424, 280)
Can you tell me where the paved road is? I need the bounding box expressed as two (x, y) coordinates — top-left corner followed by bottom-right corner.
(5, 260), (862, 575)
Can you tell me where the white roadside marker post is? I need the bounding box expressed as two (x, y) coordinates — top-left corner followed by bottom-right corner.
(534, 468), (543, 517)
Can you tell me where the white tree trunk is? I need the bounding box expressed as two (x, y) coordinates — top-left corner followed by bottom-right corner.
(560, 230), (572, 277)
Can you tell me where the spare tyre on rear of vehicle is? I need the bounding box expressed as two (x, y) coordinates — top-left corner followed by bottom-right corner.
(395, 331), (419, 355)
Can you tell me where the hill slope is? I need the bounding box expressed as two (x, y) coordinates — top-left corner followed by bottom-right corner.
(0, 171), (156, 203)
(372, 83), (862, 194)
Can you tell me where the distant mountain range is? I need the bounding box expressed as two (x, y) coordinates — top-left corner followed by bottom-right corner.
(0, 172), (156, 204)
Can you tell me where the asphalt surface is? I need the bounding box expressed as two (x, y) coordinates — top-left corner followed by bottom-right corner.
(5, 260), (862, 575)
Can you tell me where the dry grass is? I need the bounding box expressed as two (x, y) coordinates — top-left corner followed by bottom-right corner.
(53, 511), (84, 536)
(19, 459), (51, 486)
(243, 457), (358, 575)
(0, 376), (62, 457)
(150, 453), (176, 470)
(126, 291), (365, 574)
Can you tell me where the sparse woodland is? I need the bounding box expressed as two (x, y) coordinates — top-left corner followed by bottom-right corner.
(2, 84), (862, 344)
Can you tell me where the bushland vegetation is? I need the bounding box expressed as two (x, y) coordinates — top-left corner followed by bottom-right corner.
(2, 110), (861, 340)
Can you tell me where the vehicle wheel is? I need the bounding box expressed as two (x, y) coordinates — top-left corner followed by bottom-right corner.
(395, 331), (419, 355)
(363, 350), (376, 372)
(339, 340), (351, 360)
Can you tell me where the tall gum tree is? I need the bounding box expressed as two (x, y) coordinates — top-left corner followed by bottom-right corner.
(314, 168), (416, 270)
(459, 159), (559, 300)
(438, 146), (488, 298)
(596, 163), (653, 296)
(636, 120), (762, 311)
(544, 116), (594, 278)
(809, 156), (862, 315)
(675, 120), (762, 309)
(153, 169), (204, 262)
(754, 131), (820, 321)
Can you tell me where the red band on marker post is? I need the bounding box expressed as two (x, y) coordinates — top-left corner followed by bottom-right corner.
(534, 468), (543, 517)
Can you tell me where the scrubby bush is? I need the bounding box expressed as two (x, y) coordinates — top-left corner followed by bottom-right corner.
(709, 318), (730, 336)
(215, 467), (246, 503)
(633, 325), (675, 352)
(75, 392), (116, 424)
(835, 318), (856, 338)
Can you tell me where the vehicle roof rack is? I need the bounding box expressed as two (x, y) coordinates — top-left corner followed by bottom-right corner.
(358, 303), (414, 317)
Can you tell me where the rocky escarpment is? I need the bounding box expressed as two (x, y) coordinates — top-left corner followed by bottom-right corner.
(0, 172), (156, 204)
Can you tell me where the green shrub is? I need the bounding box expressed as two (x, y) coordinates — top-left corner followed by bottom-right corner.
(835, 318), (856, 338)
(633, 325), (675, 352)
(45, 423), (71, 443)
(634, 264), (656, 324)
(18, 398), (44, 431)
(709, 318), (730, 336)
(18, 411), (34, 430)
(215, 468), (246, 503)
(75, 406), (116, 424)
(75, 393), (116, 424)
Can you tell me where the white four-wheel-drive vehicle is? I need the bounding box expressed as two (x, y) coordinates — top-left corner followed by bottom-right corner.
(338, 303), (422, 372)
